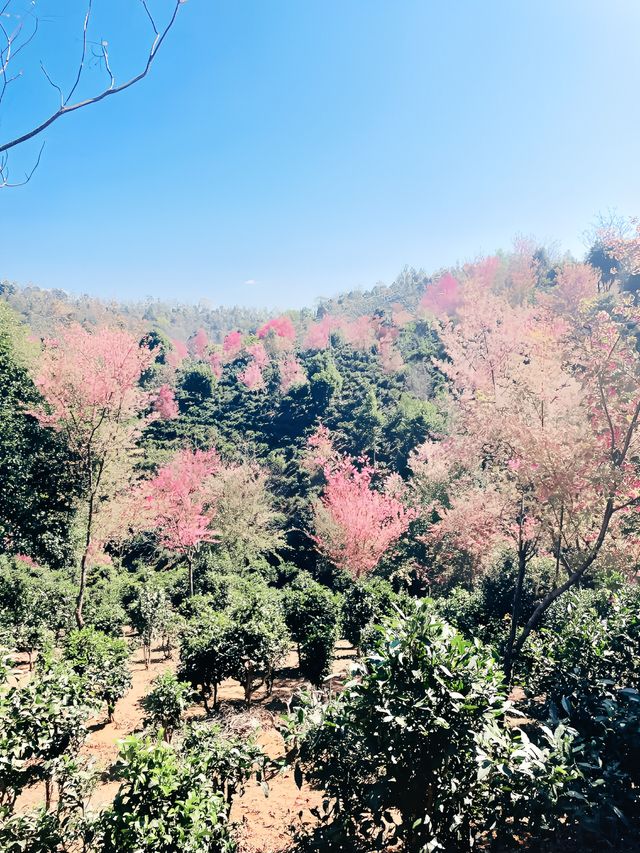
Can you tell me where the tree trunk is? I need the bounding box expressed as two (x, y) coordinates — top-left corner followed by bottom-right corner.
(511, 498), (615, 664)
(75, 549), (88, 628)
(75, 490), (96, 629)
(187, 554), (194, 597)
(504, 549), (527, 684)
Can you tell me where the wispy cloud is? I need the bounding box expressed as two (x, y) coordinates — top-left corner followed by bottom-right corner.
(244, 279), (257, 285)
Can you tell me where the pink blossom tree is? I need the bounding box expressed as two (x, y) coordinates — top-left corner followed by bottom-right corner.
(279, 355), (307, 393)
(189, 328), (209, 360)
(412, 256), (640, 677)
(312, 453), (415, 578)
(257, 315), (296, 342)
(32, 324), (153, 626)
(223, 330), (244, 361)
(142, 448), (221, 596)
(153, 384), (179, 420)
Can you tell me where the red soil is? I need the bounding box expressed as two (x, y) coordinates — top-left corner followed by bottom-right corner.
(14, 638), (356, 852)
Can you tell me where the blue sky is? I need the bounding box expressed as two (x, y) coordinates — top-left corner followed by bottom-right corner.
(1, 0), (640, 309)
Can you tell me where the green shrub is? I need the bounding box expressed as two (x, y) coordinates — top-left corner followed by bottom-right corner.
(523, 585), (640, 712)
(183, 723), (267, 806)
(97, 735), (235, 853)
(131, 582), (171, 668)
(340, 577), (405, 649)
(179, 611), (233, 712)
(83, 583), (127, 638)
(286, 602), (578, 851)
(225, 580), (290, 706)
(437, 553), (555, 650)
(142, 671), (193, 741)
(281, 573), (339, 685)
(0, 660), (93, 809)
(63, 628), (131, 722)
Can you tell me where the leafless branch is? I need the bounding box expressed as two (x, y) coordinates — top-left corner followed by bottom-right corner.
(0, 140), (44, 187)
(65, 0), (92, 104)
(0, 0), (186, 182)
(40, 60), (63, 108)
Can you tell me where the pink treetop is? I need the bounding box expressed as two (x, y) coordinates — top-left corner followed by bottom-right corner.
(312, 455), (416, 578)
(143, 448), (220, 557)
(246, 341), (269, 369)
(420, 272), (461, 318)
(208, 349), (223, 379)
(342, 315), (378, 351)
(411, 258), (640, 667)
(257, 315), (296, 341)
(239, 359), (266, 391)
(153, 384), (180, 420)
(189, 328), (209, 360)
(33, 324), (153, 444)
(279, 355), (307, 393)
(32, 323), (154, 626)
(166, 338), (189, 370)
(223, 330), (244, 360)
(303, 315), (341, 350)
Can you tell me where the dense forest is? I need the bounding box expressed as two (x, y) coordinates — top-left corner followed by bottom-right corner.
(2, 225), (640, 852)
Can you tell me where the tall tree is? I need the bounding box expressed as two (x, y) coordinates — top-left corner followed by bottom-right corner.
(413, 257), (640, 678)
(142, 448), (220, 596)
(312, 448), (415, 579)
(0, 304), (77, 566)
(32, 324), (153, 626)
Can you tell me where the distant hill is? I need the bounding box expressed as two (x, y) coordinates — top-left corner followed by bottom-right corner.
(0, 266), (433, 341)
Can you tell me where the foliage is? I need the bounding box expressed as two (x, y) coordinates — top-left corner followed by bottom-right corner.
(183, 723), (267, 806)
(0, 304), (78, 568)
(225, 579), (290, 706)
(522, 585), (640, 712)
(64, 627), (131, 722)
(203, 460), (285, 567)
(437, 554), (556, 648)
(32, 323), (154, 626)
(131, 581), (172, 667)
(281, 573), (339, 685)
(140, 448), (221, 596)
(286, 602), (579, 851)
(97, 735), (236, 853)
(179, 610), (233, 711)
(312, 453), (415, 579)
(142, 671), (193, 741)
(340, 577), (405, 649)
(412, 253), (640, 673)
(0, 660), (93, 809)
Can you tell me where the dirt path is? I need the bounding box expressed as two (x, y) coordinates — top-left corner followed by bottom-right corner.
(15, 638), (356, 853)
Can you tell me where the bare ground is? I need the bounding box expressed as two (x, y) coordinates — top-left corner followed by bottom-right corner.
(13, 636), (357, 853)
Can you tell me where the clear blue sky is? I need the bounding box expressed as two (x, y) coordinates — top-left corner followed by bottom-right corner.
(1, 0), (640, 308)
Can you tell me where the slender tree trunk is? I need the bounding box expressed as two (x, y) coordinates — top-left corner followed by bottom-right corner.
(511, 498), (615, 663)
(75, 489), (96, 628)
(187, 554), (194, 597)
(504, 548), (527, 684)
(75, 549), (88, 628)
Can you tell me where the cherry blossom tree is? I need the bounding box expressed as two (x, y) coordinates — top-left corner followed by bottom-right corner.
(153, 384), (179, 420)
(222, 330), (244, 360)
(257, 316), (296, 342)
(312, 453), (415, 579)
(142, 448), (220, 596)
(411, 256), (640, 678)
(279, 355), (307, 393)
(189, 328), (209, 360)
(32, 324), (153, 626)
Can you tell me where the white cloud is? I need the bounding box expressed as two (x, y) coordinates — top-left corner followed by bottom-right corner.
(244, 279), (257, 285)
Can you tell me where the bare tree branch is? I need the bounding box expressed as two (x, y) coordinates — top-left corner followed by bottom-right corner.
(0, 140), (44, 187)
(0, 0), (186, 183)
